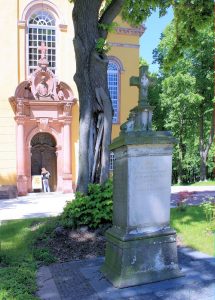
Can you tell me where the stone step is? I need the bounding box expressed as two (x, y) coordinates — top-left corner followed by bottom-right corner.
(0, 185), (17, 200)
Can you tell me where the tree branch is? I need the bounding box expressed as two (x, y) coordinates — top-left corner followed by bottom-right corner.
(99, 0), (124, 38)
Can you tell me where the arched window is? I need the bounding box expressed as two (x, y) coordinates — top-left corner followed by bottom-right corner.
(107, 61), (120, 124)
(27, 11), (56, 74)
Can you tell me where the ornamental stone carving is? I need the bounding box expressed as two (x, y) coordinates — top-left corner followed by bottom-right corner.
(9, 42), (77, 196)
(9, 42), (77, 119)
(12, 42), (76, 103)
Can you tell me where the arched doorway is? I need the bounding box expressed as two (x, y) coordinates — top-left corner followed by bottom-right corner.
(31, 132), (57, 191)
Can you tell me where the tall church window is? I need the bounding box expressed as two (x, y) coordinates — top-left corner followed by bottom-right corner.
(28, 11), (56, 74)
(107, 61), (120, 124)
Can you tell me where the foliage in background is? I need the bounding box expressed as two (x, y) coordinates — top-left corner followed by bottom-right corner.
(68, 0), (213, 194)
(95, 38), (111, 54)
(152, 21), (214, 183)
(161, 73), (202, 183)
(61, 180), (113, 229)
(200, 200), (215, 224)
(139, 57), (149, 67)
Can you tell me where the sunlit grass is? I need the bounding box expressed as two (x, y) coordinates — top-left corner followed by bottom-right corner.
(0, 218), (57, 300)
(171, 206), (215, 256)
(190, 181), (215, 186)
(0, 207), (214, 299)
(174, 180), (215, 186)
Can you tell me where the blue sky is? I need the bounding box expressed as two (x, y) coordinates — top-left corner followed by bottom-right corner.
(139, 8), (174, 73)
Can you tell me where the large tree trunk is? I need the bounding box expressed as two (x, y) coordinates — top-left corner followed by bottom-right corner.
(177, 120), (184, 184)
(72, 0), (122, 193)
(199, 103), (214, 181)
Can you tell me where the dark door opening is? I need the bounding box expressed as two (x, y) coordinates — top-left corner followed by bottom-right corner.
(31, 132), (57, 191)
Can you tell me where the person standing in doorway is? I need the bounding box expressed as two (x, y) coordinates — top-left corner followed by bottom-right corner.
(41, 167), (51, 192)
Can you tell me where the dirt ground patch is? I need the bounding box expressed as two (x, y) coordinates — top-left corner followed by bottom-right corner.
(35, 226), (109, 263)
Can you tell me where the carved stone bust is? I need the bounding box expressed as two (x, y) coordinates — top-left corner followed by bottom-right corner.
(35, 76), (49, 99)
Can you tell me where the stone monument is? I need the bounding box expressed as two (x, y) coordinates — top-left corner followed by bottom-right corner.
(101, 65), (182, 288)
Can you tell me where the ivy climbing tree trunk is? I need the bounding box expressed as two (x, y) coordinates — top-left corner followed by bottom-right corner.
(72, 0), (123, 193)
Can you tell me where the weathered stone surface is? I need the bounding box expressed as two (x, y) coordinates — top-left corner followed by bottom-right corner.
(111, 144), (173, 232)
(110, 131), (176, 150)
(101, 228), (182, 288)
(102, 66), (181, 288)
(101, 140), (182, 288)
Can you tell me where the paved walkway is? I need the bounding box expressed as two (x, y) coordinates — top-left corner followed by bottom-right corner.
(0, 192), (74, 222)
(171, 185), (215, 208)
(36, 247), (215, 300)
(0, 186), (214, 221)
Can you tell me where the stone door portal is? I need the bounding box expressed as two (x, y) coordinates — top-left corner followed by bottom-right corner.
(9, 42), (76, 195)
(31, 133), (57, 191)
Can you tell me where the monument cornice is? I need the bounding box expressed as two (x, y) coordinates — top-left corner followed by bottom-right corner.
(106, 226), (176, 242)
(110, 131), (177, 150)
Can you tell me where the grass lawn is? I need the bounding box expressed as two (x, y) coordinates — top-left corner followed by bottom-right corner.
(0, 207), (214, 299)
(190, 181), (215, 186)
(174, 180), (215, 186)
(171, 206), (215, 256)
(0, 218), (58, 300)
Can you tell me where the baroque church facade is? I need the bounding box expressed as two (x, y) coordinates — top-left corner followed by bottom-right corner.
(0, 0), (145, 195)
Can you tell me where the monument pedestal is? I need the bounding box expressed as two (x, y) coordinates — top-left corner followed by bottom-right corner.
(102, 227), (181, 288)
(102, 66), (182, 287)
(101, 133), (182, 287)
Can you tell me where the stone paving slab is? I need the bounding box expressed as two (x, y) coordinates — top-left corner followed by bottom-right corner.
(37, 247), (215, 300)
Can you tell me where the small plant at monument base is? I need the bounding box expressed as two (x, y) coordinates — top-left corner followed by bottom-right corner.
(61, 179), (113, 229)
(200, 199), (215, 229)
(177, 191), (192, 211)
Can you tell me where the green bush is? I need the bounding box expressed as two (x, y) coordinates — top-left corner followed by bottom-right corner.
(33, 248), (56, 265)
(200, 199), (215, 223)
(61, 179), (113, 229)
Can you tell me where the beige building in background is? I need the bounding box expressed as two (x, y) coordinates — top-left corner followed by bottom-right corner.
(0, 0), (144, 195)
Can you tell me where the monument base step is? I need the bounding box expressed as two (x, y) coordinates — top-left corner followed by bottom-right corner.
(0, 185), (17, 199)
(101, 227), (183, 288)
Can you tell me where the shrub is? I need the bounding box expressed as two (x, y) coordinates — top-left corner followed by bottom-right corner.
(61, 179), (113, 229)
(200, 199), (215, 223)
(33, 248), (56, 265)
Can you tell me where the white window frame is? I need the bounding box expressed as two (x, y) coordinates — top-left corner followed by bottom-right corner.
(109, 151), (115, 171)
(107, 61), (120, 124)
(27, 10), (57, 75)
